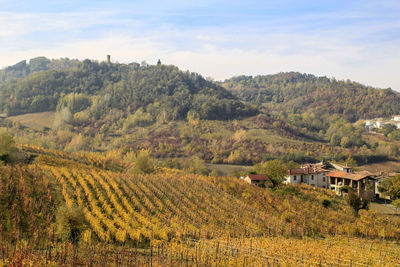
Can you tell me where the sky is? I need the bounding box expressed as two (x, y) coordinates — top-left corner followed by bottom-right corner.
(0, 0), (399, 90)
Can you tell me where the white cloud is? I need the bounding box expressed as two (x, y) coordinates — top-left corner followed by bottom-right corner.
(0, 7), (399, 91)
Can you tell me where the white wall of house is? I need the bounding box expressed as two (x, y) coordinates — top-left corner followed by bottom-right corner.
(285, 172), (329, 188)
(284, 174), (303, 184)
(244, 176), (252, 184)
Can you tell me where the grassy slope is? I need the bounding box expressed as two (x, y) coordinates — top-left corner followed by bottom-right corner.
(357, 161), (400, 173)
(7, 111), (55, 129)
(6, 114), (348, 164)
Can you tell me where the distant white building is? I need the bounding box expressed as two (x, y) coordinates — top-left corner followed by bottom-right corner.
(365, 120), (373, 126)
(364, 116), (400, 131)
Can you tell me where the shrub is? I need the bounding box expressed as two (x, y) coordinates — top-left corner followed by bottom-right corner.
(0, 133), (15, 164)
(132, 150), (155, 174)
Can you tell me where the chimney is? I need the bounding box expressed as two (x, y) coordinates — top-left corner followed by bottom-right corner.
(107, 55), (111, 64)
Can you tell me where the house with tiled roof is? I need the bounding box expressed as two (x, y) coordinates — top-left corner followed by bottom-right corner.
(326, 171), (377, 198)
(243, 174), (271, 187)
(284, 165), (330, 188)
(284, 161), (355, 189)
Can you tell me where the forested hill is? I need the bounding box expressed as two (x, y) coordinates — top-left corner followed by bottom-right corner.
(0, 58), (257, 120)
(0, 57), (79, 83)
(222, 72), (400, 122)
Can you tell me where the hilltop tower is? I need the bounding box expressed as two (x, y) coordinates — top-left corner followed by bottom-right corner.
(107, 55), (111, 64)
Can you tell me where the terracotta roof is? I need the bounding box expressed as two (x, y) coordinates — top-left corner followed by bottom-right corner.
(354, 170), (380, 177)
(326, 171), (348, 178)
(247, 174), (269, 181)
(326, 171), (371, 181)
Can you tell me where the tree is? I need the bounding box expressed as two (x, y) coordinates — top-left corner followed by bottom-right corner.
(187, 156), (208, 175)
(55, 204), (87, 264)
(379, 175), (400, 200)
(388, 130), (400, 141)
(254, 160), (287, 187)
(345, 154), (357, 168)
(56, 204), (87, 242)
(381, 124), (397, 137)
(53, 107), (73, 129)
(346, 189), (368, 215)
(0, 133), (15, 164)
(393, 199), (400, 209)
(132, 150), (155, 174)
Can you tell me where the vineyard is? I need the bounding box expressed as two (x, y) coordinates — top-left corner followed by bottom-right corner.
(1, 237), (399, 266)
(1, 145), (400, 266)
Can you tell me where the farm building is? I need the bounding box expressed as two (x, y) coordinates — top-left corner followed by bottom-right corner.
(284, 165), (330, 188)
(326, 171), (377, 198)
(284, 161), (350, 189)
(243, 174), (271, 187)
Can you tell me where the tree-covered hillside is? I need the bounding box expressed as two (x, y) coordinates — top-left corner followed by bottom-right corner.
(0, 58), (257, 121)
(0, 56), (79, 83)
(1, 59), (400, 162)
(222, 72), (400, 126)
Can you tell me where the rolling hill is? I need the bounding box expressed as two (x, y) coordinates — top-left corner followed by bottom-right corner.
(1, 58), (399, 165)
(222, 72), (400, 128)
(0, 58), (257, 121)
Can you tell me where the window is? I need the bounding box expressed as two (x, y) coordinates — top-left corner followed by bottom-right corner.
(311, 175), (314, 180)
(293, 175), (296, 181)
(323, 186), (326, 188)
(323, 177), (325, 182)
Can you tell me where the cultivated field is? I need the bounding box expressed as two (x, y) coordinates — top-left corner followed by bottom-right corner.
(7, 111), (55, 129)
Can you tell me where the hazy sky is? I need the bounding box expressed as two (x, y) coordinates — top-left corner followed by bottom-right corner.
(1, 0), (399, 90)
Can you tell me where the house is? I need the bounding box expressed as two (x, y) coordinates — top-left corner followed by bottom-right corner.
(243, 174), (271, 187)
(364, 120), (373, 130)
(284, 165), (330, 188)
(284, 161), (352, 189)
(364, 117), (400, 131)
(326, 171), (376, 199)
